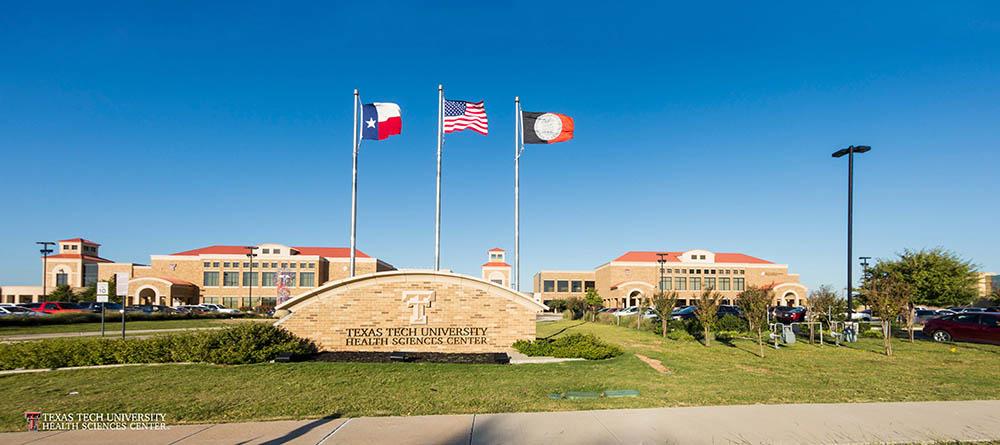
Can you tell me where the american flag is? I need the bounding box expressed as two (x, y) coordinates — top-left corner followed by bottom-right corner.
(443, 99), (488, 135)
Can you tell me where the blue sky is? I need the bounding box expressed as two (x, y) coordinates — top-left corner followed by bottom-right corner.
(2, 2), (998, 293)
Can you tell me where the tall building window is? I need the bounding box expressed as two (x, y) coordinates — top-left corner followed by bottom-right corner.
(203, 271), (219, 287)
(223, 272), (239, 287)
(262, 272), (277, 287)
(675, 277), (687, 291)
(557, 280), (569, 292)
(56, 272), (69, 287)
(83, 263), (98, 286)
(705, 277), (716, 290)
(243, 272), (259, 287)
(691, 277), (702, 291)
(283, 272), (297, 287)
(584, 281), (596, 291)
(719, 277), (731, 290)
(222, 297), (239, 308)
(734, 278), (745, 291)
(660, 277), (672, 290)
(300, 272), (315, 287)
(543, 280), (555, 292)
(571, 281), (582, 292)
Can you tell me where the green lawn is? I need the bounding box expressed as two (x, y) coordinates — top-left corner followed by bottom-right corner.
(0, 318), (249, 336)
(1, 320), (998, 431)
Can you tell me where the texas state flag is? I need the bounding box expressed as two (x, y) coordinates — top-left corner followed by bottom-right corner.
(362, 102), (402, 140)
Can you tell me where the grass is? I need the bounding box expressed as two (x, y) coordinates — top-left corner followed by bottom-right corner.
(0, 320), (997, 431)
(0, 318), (256, 336)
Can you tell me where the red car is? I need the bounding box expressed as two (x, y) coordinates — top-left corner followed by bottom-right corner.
(773, 306), (807, 324)
(26, 301), (86, 314)
(923, 312), (1000, 345)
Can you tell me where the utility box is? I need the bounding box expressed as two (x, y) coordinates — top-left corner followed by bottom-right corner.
(781, 324), (796, 344)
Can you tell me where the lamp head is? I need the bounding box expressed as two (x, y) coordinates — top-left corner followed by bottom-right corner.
(832, 145), (872, 158)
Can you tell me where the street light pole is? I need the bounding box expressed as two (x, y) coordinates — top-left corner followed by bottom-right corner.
(246, 246), (258, 312)
(656, 253), (667, 295)
(36, 241), (55, 299)
(832, 145), (871, 318)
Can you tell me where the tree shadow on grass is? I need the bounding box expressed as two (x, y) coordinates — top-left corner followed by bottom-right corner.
(538, 321), (588, 340)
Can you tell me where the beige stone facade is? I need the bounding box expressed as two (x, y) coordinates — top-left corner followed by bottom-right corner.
(276, 270), (545, 353)
(976, 272), (998, 298)
(480, 248), (512, 288)
(15, 238), (394, 307)
(534, 249), (808, 308)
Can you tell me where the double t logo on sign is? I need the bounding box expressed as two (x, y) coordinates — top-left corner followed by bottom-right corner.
(402, 291), (435, 325)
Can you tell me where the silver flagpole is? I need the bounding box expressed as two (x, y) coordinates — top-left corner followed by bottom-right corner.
(350, 89), (359, 277)
(514, 96), (521, 291)
(435, 84), (443, 271)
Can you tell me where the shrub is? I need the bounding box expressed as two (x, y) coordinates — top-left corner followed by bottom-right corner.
(861, 329), (883, 339)
(717, 314), (748, 332)
(595, 313), (616, 324)
(0, 324), (316, 370)
(666, 329), (695, 341)
(715, 330), (742, 342)
(513, 333), (622, 360)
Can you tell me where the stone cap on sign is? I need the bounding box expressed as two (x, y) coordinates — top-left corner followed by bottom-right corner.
(274, 269), (548, 313)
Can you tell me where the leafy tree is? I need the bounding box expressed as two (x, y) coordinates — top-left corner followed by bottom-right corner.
(76, 284), (96, 302)
(547, 299), (567, 312)
(694, 288), (723, 346)
(583, 289), (603, 321)
(47, 285), (75, 301)
(868, 248), (978, 307)
(862, 271), (913, 356)
(809, 285), (846, 325)
(737, 285), (772, 357)
(635, 294), (651, 329)
(565, 297), (587, 320)
(651, 290), (679, 337)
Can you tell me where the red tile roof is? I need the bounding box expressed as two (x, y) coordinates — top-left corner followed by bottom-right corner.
(482, 262), (511, 267)
(488, 247), (505, 252)
(170, 245), (369, 258)
(44, 254), (112, 263)
(613, 251), (771, 264)
(58, 238), (100, 246)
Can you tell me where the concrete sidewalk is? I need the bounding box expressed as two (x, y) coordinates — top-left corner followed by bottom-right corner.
(3, 400), (999, 444)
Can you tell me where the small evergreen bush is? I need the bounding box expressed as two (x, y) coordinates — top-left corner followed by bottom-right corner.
(717, 314), (748, 332)
(513, 333), (622, 360)
(666, 329), (695, 341)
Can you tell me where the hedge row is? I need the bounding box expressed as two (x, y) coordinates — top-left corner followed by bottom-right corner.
(0, 311), (249, 327)
(513, 333), (622, 360)
(0, 323), (316, 370)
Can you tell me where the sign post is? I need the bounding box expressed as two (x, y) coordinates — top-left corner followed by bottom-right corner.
(115, 273), (129, 339)
(96, 281), (109, 337)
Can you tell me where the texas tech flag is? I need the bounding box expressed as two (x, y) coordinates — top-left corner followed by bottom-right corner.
(362, 102), (402, 140)
(522, 112), (573, 144)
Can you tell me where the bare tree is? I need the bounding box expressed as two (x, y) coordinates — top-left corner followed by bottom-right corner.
(809, 285), (846, 327)
(737, 285), (772, 357)
(902, 302), (916, 342)
(652, 290), (679, 337)
(694, 288), (724, 346)
(862, 272), (913, 356)
(636, 294), (651, 330)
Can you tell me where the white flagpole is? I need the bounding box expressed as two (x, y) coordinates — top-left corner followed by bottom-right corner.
(514, 96), (521, 291)
(435, 84), (443, 271)
(350, 89), (359, 277)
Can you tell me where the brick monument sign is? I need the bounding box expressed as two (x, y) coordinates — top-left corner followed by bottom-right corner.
(274, 270), (546, 353)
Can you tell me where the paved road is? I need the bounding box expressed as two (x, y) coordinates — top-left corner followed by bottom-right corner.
(3, 400), (998, 444)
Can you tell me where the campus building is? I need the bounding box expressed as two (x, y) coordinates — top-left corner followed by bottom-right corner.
(533, 249), (808, 308)
(481, 248), (512, 287)
(976, 272), (998, 299)
(1, 237), (394, 307)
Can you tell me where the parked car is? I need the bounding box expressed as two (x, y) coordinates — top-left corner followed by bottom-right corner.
(28, 301), (86, 314)
(717, 305), (743, 319)
(0, 306), (42, 316)
(201, 303), (240, 314)
(175, 305), (211, 314)
(914, 309), (944, 324)
(773, 306), (807, 324)
(125, 305), (180, 314)
(670, 305), (697, 320)
(612, 306), (657, 319)
(596, 307), (618, 314)
(78, 302), (123, 313)
(923, 312), (1000, 345)
(845, 309), (873, 321)
(0, 303), (18, 307)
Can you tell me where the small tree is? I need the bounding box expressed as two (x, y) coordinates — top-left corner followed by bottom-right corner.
(636, 294), (651, 329)
(809, 285), (846, 326)
(651, 290), (679, 337)
(737, 285), (772, 357)
(902, 302), (917, 342)
(76, 284), (97, 302)
(565, 297), (587, 320)
(694, 288), (723, 346)
(862, 271), (913, 356)
(48, 285), (75, 301)
(584, 289), (603, 321)
(547, 299), (567, 312)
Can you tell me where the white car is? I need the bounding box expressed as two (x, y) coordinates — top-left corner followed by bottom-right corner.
(0, 306), (41, 316)
(201, 303), (240, 314)
(613, 306), (658, 319)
